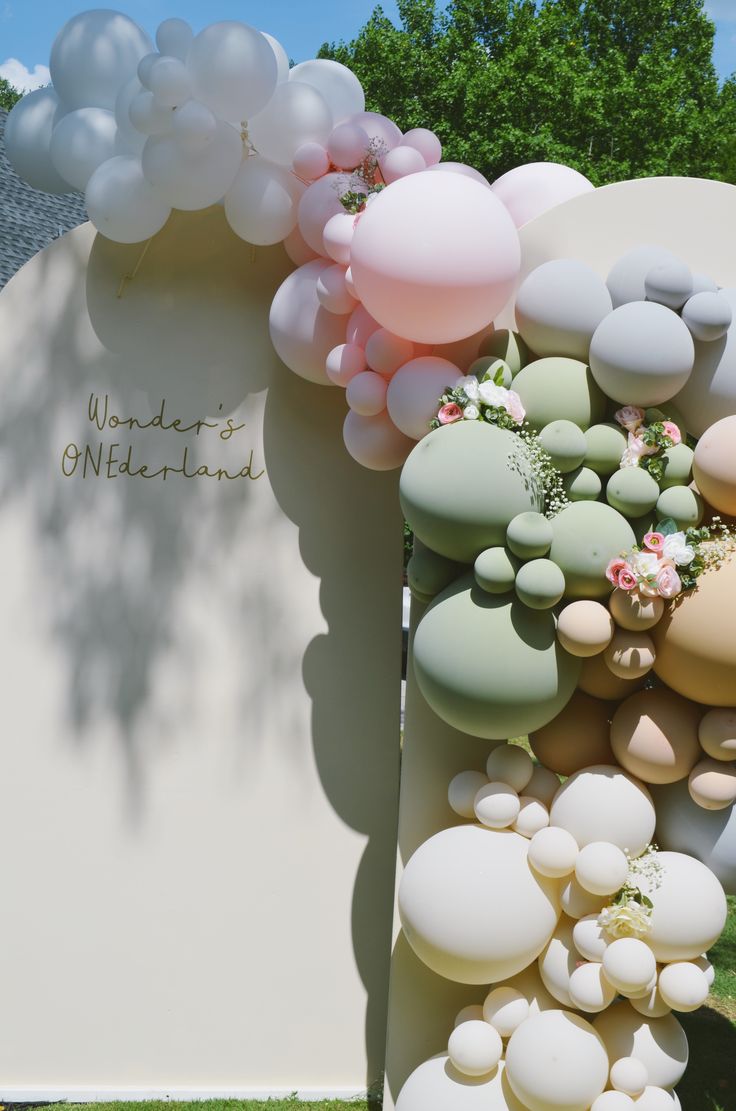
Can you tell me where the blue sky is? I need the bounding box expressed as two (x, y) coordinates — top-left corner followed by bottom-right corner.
(1, 0), (735, 91)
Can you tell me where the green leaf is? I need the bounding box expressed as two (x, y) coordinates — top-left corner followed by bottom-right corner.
(658, 517), (679, 536)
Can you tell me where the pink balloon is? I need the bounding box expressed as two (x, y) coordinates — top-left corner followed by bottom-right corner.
(326, 342), (367, 387)
(434, 323), (496, 372)
(365, 328), (415, 376)
(350, 171), (521, 344)
(346, 370), (388, 416)
(346, 303), (381, 348)
(349, 111), (402, 153)
(293, 142), (330, 181)
(327, 122), (370, 169)
(283, 223), (319, 266)
(425, 162), (491, 188)
(344, 266), (357, 298)
(491, 161), (594, 228)
(402, 127), (442, 166)
(298, 171), (366, 255)
(343, 409), (414, 471)
(379, 145), (426, 184)
(269, 259), (352, 385)
(316, 263), (358, 314)
(386, 356), (461, 439)
(322, 211), (356, 265)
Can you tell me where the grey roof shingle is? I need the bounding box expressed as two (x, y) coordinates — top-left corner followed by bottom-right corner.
(0, 106), (87, 289)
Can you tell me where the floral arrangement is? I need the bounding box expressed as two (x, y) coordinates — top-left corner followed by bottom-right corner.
(606, 516), (736, 599)
(615, 405), (682, 483)
(336, 137), (388, 214)
(598, 845), (663, 940)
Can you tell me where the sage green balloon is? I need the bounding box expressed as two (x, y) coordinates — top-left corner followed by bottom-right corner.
(468, 356), (513, 386)
(549, 501), (635, 599)
(538, 419), (588, 474)
(660, 443), (694, 490)
(478, 329), (531, 377)
(606, 466), (660, 517)
(408, 545), (462, 601)
(563, 466), (602, 502)
(413, 573), (581, 739)
(400, 421), (544, 563)
(506, 511), (554, 559)
(474, 546), (520, 593)
(515, 558), (566, 610)
(656, 484), (704, 528)
(513, 357), (606, 431)
(584, 423), (628, 475)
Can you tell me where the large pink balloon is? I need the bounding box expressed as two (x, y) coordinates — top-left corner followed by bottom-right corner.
(350, 171), (521, 344)
(298, 171), (366, 255)
(491, 161), (594, 228)
(343, 410), (414, 470)
(269, 259), (352, 385)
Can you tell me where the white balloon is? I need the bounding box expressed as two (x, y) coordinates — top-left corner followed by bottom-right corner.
(447, 1020), (502, 1077)
(289, 58), (365, 123)
(262, 32), (290, 83)
(505, 1009), (609, 1111)
(148, 56), (191, 108)
(142, 121), (242, 210)
(454, 1004), (485, 1026)
(657, 961), (709, 1012)
(538, 916), (578, 1006)
(224, 155), (303, 245)
(593, 1002), (689, 1089)
(528, 826), (579, 879)
(569, 962), (617, 1013)
(50, 107), (118, 191)
(250, 81), (333, 167)
(513, 796), (550, 839)
(448, 770), (489, 819)
(692, 954), (715, 987)
(187, 21), (278, 122)
(4, 87), (72, 193)
(610, 1055), (649, 1097)
(137, 52), (160, 90)
(395, 1054), (527, 1111)
(474, 782), (521, 828)
(635, 1087), (679, 1110)
(560, 876), (606, 920)
(129, 90), (174, 136)
(630, 981), (673, 1019)
(156, 18), (193, 60)
(573, 913), (610, 962)
(602, 938), (657, 994)
(575, 841), (629, 896)
(172, 100), (217, 153)
(114, 77), (146, 155)
(591, 1094), (635, 1110)
(85, 155), (171, 244)
(50, 10), (153, 110)
(550, 764), (656, 857)
(482, 986), (530, 1036)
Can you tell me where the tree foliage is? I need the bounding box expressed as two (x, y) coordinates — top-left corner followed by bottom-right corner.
(0, 76), (21, 112)
(319, 0), (735, 185)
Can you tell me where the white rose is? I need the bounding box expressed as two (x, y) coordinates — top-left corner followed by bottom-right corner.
(662, 532), (695, 565)
(478, 380), (507, 407)
(629, 550), (659, 578)
(456, 375), (480, 402)
(463, 404), (480, 420)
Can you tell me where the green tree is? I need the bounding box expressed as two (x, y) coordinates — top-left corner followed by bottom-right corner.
(319, 0), (729, 185)
(0, 76), (21, 111)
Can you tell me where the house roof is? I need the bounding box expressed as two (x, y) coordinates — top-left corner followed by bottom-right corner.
(0, 106), (87, 289)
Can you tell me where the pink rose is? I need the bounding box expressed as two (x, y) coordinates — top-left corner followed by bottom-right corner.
(618, 569), (638, 591)
(662, 420), (682, 445)
(656, 564), (682, 598)
(643, 531), (666, 553)
(620, 431), (657, 467)
(504, 390), (526, 424)
(437, 403), (463, 425)
(606, 558), (629, 585)
(615, 405), (646, 432)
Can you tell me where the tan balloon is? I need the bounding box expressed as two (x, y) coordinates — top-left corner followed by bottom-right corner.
(557, 600), (615, 657)
(692, 415), (736, 515)
(609, 588), (665, 632)
(611, 688), (701, 785)
(698, 708), (736, 761)
(578, 652), (646, 701)
(604, 629), (656, 679)
(530, 690), (615, 776)
(688, 758), (736, 810)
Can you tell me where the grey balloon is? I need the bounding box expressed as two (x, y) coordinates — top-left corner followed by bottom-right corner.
(652, 779), (736, 895)
(515, 259), (612, 361)
(691, 272), (719, 295)
(644, 260), (693, 310)
(606, 245), (682, 308)
(589, 301), (694, 406)
(674, 287), (736, 436)
(681, 291), (733, 343)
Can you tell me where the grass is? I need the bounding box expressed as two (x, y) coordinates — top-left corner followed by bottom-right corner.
(2, 1103), (372, 1111)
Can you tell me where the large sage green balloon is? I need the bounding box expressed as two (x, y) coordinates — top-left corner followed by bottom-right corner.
(606, 466), (660, 517)
(479, 329), (531, 377)
(584, 423), (628, 476)
(513, 358), (606, 431)
(413, 573), (581, 739)
(400, 422), (544, 563)
(549, 501), (635, 599)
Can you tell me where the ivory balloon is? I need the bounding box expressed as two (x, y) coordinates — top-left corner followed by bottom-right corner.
(4, 87), (72, 193)
(455, 1004), (485, 1026)
(505, 1009), (609, 1111)
(269, 259), (352, 385)
(569, 961), (617, 1013)
(602, 938), (658, 995)
(448, 770), (489, 819)
(474, 783), (521, 829)
(528, 826), (579, 879)
(641, 851), (727, 962)
(395, 1054), (527, 1111)
(560, 877), (606, 920)
(142, 121), (242, 210)
(514, 797), (550, 838)
(85, 155), (171, 244)
(225, 155), (304, 245)
(657, 962), (709, 1012)
(448, 1020), (502, 1077)
(634, 1089), (679, 1110)
(550, 765), (656, 857)
(591, 1094), (635, 1110)
(575, 842), (629, 897)
(573, 914), (610, 962)
(688, 759), (736, 810)
(290, 59), (365, 123)
(490, 161), (594, 227)
(50, 9), (153, 111)
(593, 1002), (689, 1089)
(187, 21), (278, 121)
(610, 1056), (649, 1098)
(486, 744), (534, 792)
(250, 81), (333, 167)
(538, 916), (578, 1006)
(342, 410), (414, 471)
(483, 986), (530, 1036)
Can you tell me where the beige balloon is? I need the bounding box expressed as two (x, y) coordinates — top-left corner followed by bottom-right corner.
(698, 708), (736, 761)
(609, 588), (664, 632)
(604, 629), (656, 680)
(557, 600), (615, 657)
(578, 652), (646, 701)
(692, 415), (736, 516)
(611, 688), (701, 785)
(530, 690), (616, 776)
(688, 758), (736, 810)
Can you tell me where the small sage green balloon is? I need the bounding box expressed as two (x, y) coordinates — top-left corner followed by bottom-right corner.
(475, 547), (520, 593)
(468, 356), (513, 386)
(660, 443), (694, 490)
(400, 421), (544, 563)
(538, 419), (588, 474)
(408, 545), (462, 600)
(412, 573), (581, 739)
(478, 329), (530, 376)
(515, 558), (566, 610)
(563, 466), (602, 502)
(506, 511), (554, 559)
(549, 501), (635, 599)
(584, 423), (628, 475)
(606, 466), (660, 517)
(656, 484), (704, 528)
(513, 357), (606, 431)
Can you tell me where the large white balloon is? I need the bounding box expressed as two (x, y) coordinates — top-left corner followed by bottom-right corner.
(640, 851), (727, 962)
(593, 1002), (689, 1090)
(4, 87), (72, 193)
(85, 155), (171, 243)
(142, 121), (242, 210)
(505, 1009), (609, 1111)
(187, 21), (278, 122)
(249, 81), (333, 167)
(49, 9), (153, 111)
(396, 1054), (527, 1111)
(549, 765), (655, 857)
(224, 155), (304, 245)
(289, 59), (365, 123)
(50, 107), (118, 191)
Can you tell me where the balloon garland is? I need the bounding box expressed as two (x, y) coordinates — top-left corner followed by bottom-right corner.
(6, 11), (736, 1110)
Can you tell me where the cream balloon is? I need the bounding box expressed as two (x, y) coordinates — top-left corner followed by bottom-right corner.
(514, 797), (550, 839)
(641, 851), (727, 962)
(657, 961), (709, 1012)
(574, 914), (610, 962)
(224, 155), (304, 245)
(602, 938), (658, 995)
(538, 916), (578, 1006)
(250, 81), (333, 167)
(487, 744), (534, 792)
(575, 842), (630, 896)
(482, 986), (530, 1036)
(634, 1089), (679, 1110)
(524, 765), (561, 809)
(591, 1094), (635, 1110)
(528, 826), (579, 879)
(569, 961), (617, 1013)
(85, 155), (171, 244)
(610, 1056), (649, 1098)
(550, 765), (656, 857)
(560, 877), (606, 920)
(454, 1004), (485, 1026)
(557, 599), (614, 657)
(187, 21), (278, 121)
(505, 1009), (609, 1111)
(474, 783), (521, 829)
(395, 1054), (527, 1111)
(448, 770), (489, 819)
(448, 1020), (503, 1077)
(593, 1002), (689, 1089)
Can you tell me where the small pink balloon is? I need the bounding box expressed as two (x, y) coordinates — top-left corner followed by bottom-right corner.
(434, 323), (496, 371)
(344, 266), (357, 298)
(365, 328), (415, 376)
(386, 356), (461, 439)
(283, 223), (320, 266)
(349, 111), (402, 153)
(491, 161), (594, 228)
(346, 370), (388, 416)
(293, 142), (330, 181)
(425, 162), (491, 188)
(298, 171), (366, 255)
(343, 409), (414, 471)
(316, 263), (358, 314)
(346, 303), (381, 348)
(322, 211), (356, 265)
(269, 259), (352, 385)
(327, 122), (370, 169)
(379, 145), (426, 184)
(326, 342), (368, 387)
(402, 127), (442, 166)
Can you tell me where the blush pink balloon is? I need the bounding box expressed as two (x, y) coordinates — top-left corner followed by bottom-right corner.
(349, 110), (402, 152)
(293, 141), (330, 181)
(344, 266), (357, 297)
(490, 161), (594, 228)
(269, 259), (352, 385)
(426, 162), (491, 188)
(346, 303), (381, 347)
(298, 171), (366, 255)
(325, 342), (367, 386)
(343, 409), (414, 471)
(402, 127), (442, 166)
(350, 171), (521, 344)
(365, 328), (415, 376)
(316, 263), (358, 314)
(322, 211), (356, 265)
(283, 223), (319, 266)
(346, 370), (388, 416)
(386, 356), (461, 439)
(327, 122), (370, 169)
(379, 145), (426, 184)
